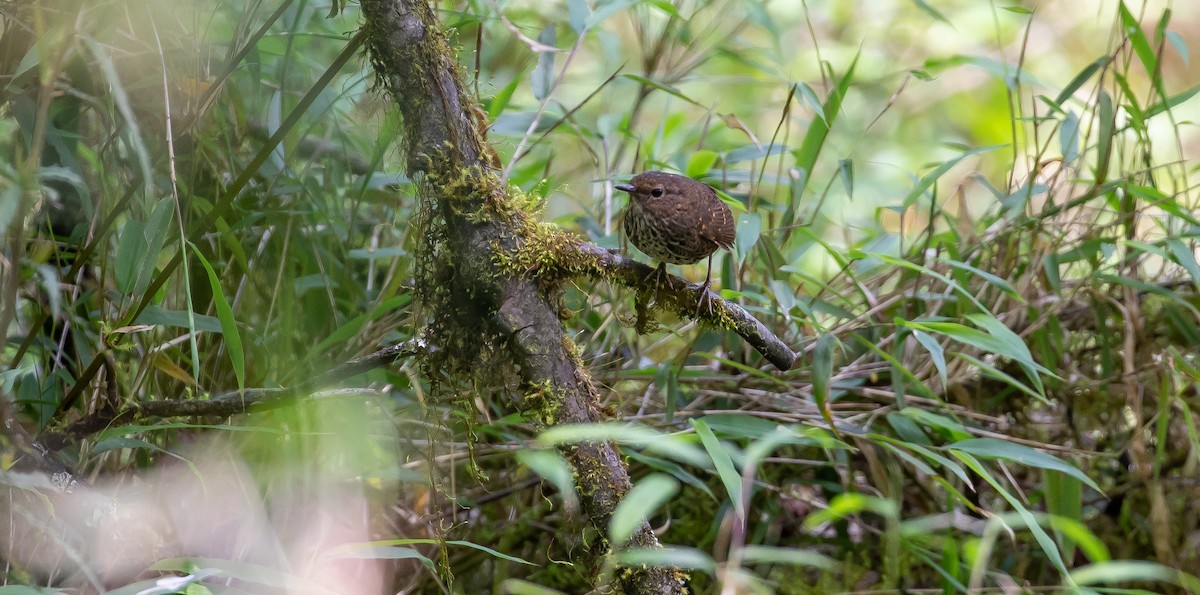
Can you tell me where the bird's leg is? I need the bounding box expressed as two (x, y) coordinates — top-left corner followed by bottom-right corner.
(696, 253), (716, 315)
(643, 261), (669, 293)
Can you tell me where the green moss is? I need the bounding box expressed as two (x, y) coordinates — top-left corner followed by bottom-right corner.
(490, 189), (617, 290)
(521, 379), (562, 427)
(631, 281), (741, 335)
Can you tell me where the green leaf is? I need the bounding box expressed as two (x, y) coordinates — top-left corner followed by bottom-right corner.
(956, 352), (1048, 403)
(882, 442), (937, 476)
(1118, 2), (1162, 99)
(330, 539), (534, 566)
(501, 579), (569, 595)
(863, 251), (989, 312)
(692, 419), (743, 515)
(1054, 57), (1110, 106)
(1124, 184), (1200, 226)
(1165, 29), (1189, 65)
(901, 145), (1004, 208)
(903, 314), (1054, 397)
(1041, 252), (1062, 292)
(966, 313), (1045, 367)
(851, 334), (941, 401)
(837, 158), (854, 197)
(1167, 238), (1200, 291)
(743, 425), (818, 468)
(911, 0), (950, 22)
(619, 74), (703, 106)
(1098, 272), (1200, 318)
(310, 294), (412, 357)
(487, 75), (523, 121)
(739, 546), (838, 569)
(1045, 470), (1082, 563)
(695, 413), (780, 438)
(947, 438), (1101, 493)
(951, 452), (1071, 579)
(625, 450), (715, 500)
(105, 572), (218, 595)
(911, 331), (947, 391)
(793, 50), (859, 197)
(643, 0), (683, 19)
(1072, 561), (1200, 590)
(516, 449), (578, 510)
(84, 37), (152, 198)
(735, 212), (761, 263)
(115, 219), (148, 294)
(585, 0), (639, 30)
(92, 436), (175, 456)
(969, 313), (1051, 394)
(812, 333), (835, 428)
(0, 583), (61, 592)
(794, 81), (825, 124)
(1060, 109), (1081, 164)
(1095, 90), (1114, 182)
(885, 412), (931, 446)
(653, 362), (680, 422)
(803, 493), (898, 529)
(609, 473), (679, 546)
(531, 26), (557, 101)
(92, 189), (169, 299)
(1045, 514), (1110, 563)
(726, 143), (790, 165)
(879, 436), (973, 485)
(769, 279), (796, 313)
(686, 150), (719, 178)
(333, 546), (435, 567)
(900, 408), (971, 442)
(615, 547), (716, 574)
(567, 0), (590, 34)
(442, 540), (538, 565)
(134, 306), (223, 333)
(151, 558), (340, 594)
(134, 196), (174, 297)
(189, 243), (245, 390)
(537, 423), (709, 468)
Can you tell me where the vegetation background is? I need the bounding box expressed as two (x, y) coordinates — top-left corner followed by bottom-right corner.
(1, 0), (1199, 592)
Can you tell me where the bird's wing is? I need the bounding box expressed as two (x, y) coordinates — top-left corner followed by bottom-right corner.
(697, 188), (735, 250)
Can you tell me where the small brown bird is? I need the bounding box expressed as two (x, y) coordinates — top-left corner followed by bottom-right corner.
(616, 171), (735, 312)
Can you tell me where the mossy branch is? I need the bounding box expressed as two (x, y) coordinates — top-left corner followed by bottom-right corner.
(493, 210), (797, 371)
(573, 243), (796, 371)
(360, 1), (685, 592)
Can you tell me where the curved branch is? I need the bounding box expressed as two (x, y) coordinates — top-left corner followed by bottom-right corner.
(574, 243), (797, 370)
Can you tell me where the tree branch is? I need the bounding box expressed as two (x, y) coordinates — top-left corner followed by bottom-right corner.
(359, 1), (687, 592)
(573, 243), (796, 370)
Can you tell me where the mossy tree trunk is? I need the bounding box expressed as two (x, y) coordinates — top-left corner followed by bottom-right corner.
(359, 1), (687, 592)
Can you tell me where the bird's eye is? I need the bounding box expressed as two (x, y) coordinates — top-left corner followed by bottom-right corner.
(650, 187), (664, 197)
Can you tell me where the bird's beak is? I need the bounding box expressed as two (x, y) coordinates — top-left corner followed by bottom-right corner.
(614, 183), (635, 193)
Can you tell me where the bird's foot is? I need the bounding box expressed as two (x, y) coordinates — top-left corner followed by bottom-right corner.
(695, 281), (717, 317)
(642, 262), (672, 294)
